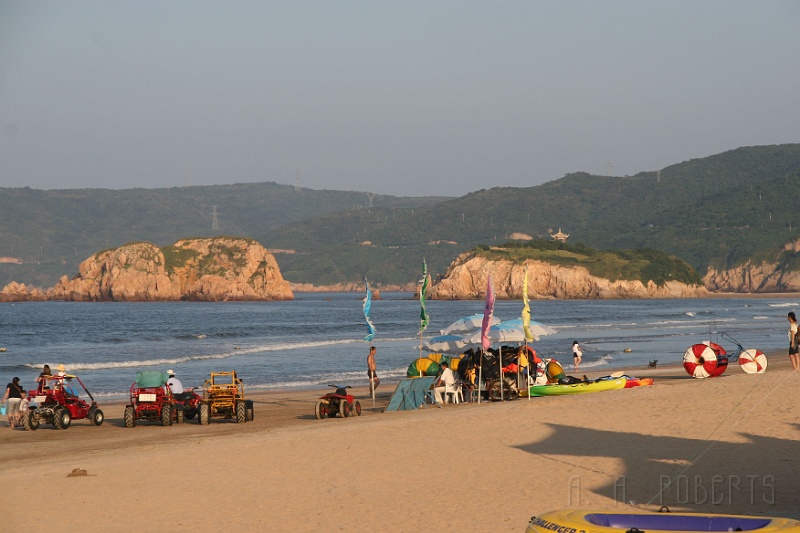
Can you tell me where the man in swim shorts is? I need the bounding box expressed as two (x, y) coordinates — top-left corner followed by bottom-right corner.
(367, 346), (380, 392)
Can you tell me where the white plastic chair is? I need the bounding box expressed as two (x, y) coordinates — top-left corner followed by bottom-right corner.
(445, 381), (464, 404)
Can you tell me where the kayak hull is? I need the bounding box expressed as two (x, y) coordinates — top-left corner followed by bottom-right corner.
(521, 377), (626, 397)
(525, 509), (800, 533)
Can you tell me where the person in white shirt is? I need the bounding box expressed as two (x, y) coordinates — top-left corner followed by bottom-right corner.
(166, 369), (185, 394)
(433, 361), (456, 407)
(572, 341), (583, 370)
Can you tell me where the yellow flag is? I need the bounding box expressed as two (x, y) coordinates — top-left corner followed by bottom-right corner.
(522, 265), (534, 342)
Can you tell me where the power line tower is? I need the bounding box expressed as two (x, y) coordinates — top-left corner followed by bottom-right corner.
(367, 192), (375, 208)
(211, 206), (219, 231)
(294, 169), (301, 191)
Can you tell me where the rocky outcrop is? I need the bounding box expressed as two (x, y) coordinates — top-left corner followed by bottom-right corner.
(429, 253), (709, 300)
(46, 237), (293, 302)
(0, 282), (48, 302)
(703, 240), (800, 292)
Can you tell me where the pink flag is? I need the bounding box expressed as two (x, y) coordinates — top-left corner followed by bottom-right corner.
(481, 274), (496, 352)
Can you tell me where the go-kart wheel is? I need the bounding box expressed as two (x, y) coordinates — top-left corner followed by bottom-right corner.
(54, 407), (71, 430)
(23, 410), (39, 431)
(90, 408), (104, 426)
(314, 401), (326, 420)
(353, 400), (362, 416)
(236, 400), (246, 424)
(198, 403), (210, 425)
(176, 407), (184, 424)
(161, 405), (172, 427)
(339, 399), (351, 418)
(184, 408), (196, 420)
(245, 400), (254, 422)
(123, 406), (136, 428)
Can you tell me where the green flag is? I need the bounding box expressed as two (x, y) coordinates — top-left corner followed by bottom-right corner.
(419, 259), (429, 333)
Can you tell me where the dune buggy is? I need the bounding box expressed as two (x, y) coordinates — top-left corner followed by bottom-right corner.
(124, 370), (181, 427)
(22, 374), (104, 431)
(197, 371), (253, 424)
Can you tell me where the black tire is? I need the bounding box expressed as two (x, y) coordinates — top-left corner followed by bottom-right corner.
(245, 400), (254, 422)
(236, 400), (246, 423)
(23, 410), (39, 431)
(339, 399), (351, 418)
(353, 400), (362, 416)
(161, 404), (172, 427)
(123, 406), (136, 428)
(198, 402), (210, 425)
(91, 408), (105, 426)
(53, 407), (70, 430)
(176, 407), (185, 424)
(315, 401), (326, 420)
(184, 408), (196, 420)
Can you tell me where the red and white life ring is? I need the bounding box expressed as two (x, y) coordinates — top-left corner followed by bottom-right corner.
(738, 349), (768, 374)
(683, 344), (719, 378)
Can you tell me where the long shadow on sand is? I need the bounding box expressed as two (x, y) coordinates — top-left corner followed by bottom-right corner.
(513, 422), (799, 514)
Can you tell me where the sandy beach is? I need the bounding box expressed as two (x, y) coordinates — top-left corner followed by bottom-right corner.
(1, 353), (798, 532)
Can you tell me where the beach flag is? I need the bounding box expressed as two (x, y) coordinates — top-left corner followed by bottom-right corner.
(363, 278), (376, 342)
(481, 273), (495, 351)
(522, 266), (534, 342)
(419, 259), (430, 333)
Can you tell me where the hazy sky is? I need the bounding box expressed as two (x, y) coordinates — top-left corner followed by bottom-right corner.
(1, 1), (798, 197)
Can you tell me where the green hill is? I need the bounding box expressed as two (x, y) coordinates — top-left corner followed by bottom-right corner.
(265, 144), (800, 285)
(2, 144), (799, 289)
(0, 183), (449, 287)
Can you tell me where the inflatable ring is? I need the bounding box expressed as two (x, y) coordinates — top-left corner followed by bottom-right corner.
(683, 344), (718, 378)
(525, 509), (800, 533)
(739, 348), (768, 374)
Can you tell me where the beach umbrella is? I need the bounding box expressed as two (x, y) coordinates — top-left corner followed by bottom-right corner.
(439, 313), (500, 336)
(466, 318), (557, 345)
(421, 334), (470, 355)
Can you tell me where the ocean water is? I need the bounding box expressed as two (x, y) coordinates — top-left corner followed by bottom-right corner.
(0, 293), (796, 399)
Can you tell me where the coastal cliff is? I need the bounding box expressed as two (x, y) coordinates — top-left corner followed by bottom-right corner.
(703, 239), (800, 293)
(428, 252), (708, 300)
(1, 237), (293, 302)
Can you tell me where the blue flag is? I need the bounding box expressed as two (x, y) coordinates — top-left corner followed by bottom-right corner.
(363, 278), (376, 342)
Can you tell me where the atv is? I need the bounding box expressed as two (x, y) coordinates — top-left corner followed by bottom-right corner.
(315, 384), (362, 419)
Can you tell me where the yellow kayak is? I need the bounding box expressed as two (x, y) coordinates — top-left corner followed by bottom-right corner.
(521, 377), (626, 397)
(525, 509), (800, 533)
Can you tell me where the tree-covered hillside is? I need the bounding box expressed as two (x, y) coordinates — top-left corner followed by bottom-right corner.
(266, 144), (800, 285)
(0, 182), (449, 287)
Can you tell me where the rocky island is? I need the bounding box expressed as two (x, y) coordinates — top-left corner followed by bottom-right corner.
(1, 237), (293, 302)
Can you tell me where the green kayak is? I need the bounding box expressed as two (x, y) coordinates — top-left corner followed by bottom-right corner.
(522, 377), (627, 397)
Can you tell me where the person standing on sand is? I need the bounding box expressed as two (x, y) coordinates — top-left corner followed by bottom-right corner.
(367, 346), (380, 392)
(788, 312), (799, 371)
(572, 341), (583, 371)
(3, 377), (26, 428)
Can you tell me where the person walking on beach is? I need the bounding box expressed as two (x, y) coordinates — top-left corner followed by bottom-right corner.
(788, 312), (799, 371)
(367, 347), (380, 394)
(572, 341), (583, 371)
(3, 377), (26, 428)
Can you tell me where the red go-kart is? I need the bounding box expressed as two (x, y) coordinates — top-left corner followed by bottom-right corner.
(124, 371), (180, 427)
(315, 384), (362, 419)
(23, 374), (104, 431)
